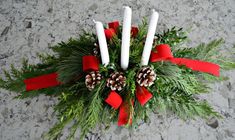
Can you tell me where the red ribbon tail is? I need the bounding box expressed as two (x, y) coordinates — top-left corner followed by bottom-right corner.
(136, 85), (153, 106)
(170, 58), (220, 76)
(105, 91), (123, 109)
(150, 44), (220, 77)
(118, 100), (134, 126)
(24, 73), (61, 91)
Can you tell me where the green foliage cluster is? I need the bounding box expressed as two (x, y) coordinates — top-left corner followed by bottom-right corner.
(0, 20), (235, 140)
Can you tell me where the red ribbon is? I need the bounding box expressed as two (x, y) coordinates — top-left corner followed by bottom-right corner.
(24, 73), (61, 91)
(82, 55), (99, 72)
(136, 85), (153, 106)
(118, 100), (134, 126)
(105, 21), (139, 39)
(108, 21), (119, 32)
(105, 21), (119, 39)
(105, 91), (123, 109)
(105, 85), (153, 126)
(150, 44), (220, 76)
(24, 55), (99, 91)
(104, 28), (116, 40)
(131, 26), (139, 37)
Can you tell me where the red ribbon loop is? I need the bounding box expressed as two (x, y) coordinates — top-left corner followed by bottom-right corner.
(131, 26), (139, 37)
(106, 21), (139, 39)
(104, 28), (116, 40)
(108, 21), (119, 32)
(104, 21), (119, 39)
(82, 55), (99, 72)
(150, 44), (220, 76)
(105, 91), (123, 109)
(24, 73), (61, 91)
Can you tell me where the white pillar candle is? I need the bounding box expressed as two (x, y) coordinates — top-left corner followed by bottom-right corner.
(93, 20), (110, 66)
(141, 9), (159, 66)
(121, 6), (132, 70)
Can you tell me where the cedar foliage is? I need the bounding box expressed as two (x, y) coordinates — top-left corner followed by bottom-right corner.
(0, 20), (235, 140)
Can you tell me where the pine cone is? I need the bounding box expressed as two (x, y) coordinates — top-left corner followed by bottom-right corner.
(106, 72), (126, 91)
(85, 71), (102, 91)
(136, 67), (156, 87)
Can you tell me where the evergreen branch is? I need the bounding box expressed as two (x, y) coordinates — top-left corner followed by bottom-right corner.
(136, 18), (148, 42)
(132, 101), (149, 127)
(67, 121), (80, 140)
(43, 117), (73, 140)
(125, 69), (137, 96)
(44, 91), (85, 140)
(153, 95), (221, 120)
(51, 34), (95, 59)
(80, 80), (105, 139)
(174, 39), (228, 64)
(56, 50), (84, 83)
(109, 35), (121, 65)
(157, 74), (198, 95)
(0, 59), (58, 98)
(52, 35), (96, 83)
(156, 27), (187, 49)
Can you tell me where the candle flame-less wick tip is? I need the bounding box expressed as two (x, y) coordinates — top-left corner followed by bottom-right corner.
(123, 6), (130, 9)
(152, 9), (159, 16)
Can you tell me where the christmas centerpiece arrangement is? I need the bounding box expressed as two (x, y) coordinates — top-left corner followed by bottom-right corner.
(1, 6), (235, 140)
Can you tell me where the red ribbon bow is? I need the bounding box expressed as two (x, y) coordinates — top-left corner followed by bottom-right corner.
(105, 85), (152, 126)
(104, 21), (139, 39)
(104, 21), (119, 40)
(150, 44), (220, 76)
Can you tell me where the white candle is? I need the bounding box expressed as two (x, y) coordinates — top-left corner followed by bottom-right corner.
(93, 20), (110, 66)
(121, 6), (132, 70)
(141, 9), (159, 66)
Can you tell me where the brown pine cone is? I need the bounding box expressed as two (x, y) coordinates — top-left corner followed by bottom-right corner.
(85, 71), (102, 91)
(136, 67), (156, 87)
(106, 72), (126, 91)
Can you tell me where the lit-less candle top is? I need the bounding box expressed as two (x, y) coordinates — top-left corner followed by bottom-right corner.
(141, 9), (159, 66)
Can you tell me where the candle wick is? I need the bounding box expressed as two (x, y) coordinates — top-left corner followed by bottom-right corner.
(92, 19), (96, 23)
(123, 6), (129, 9)
(152, 9), (156, 12)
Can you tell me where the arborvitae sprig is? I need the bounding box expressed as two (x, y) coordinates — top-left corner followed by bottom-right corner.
(155, 27), (187, 48)
(151, 94), (221, 120)
(80, 80), (105, 139)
